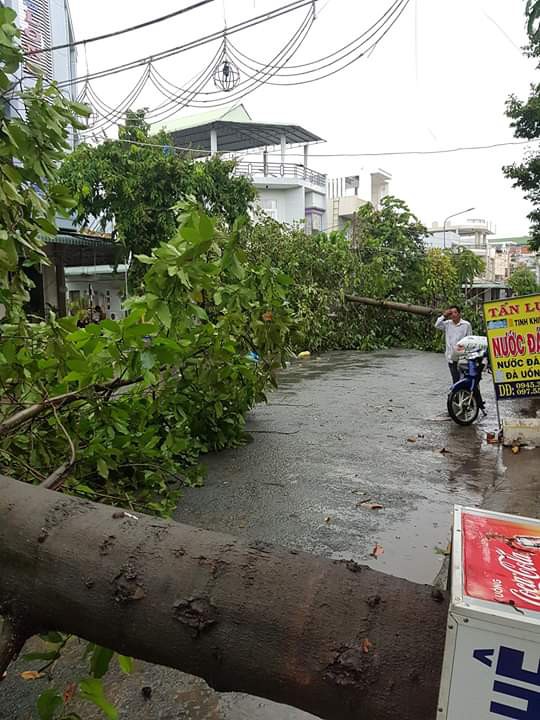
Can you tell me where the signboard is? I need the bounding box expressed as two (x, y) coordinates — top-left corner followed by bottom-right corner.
(483, 294), (540, 400)
(462, 511), (540, 613)
(447, 629), (540, 719)
(438, 507), (540, 719)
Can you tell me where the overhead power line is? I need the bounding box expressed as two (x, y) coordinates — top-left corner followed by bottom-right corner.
(23, 0), (217, 57)
(284, 140), (531, 157)
(114, 138), (530, 157)
(54, 0), (315, 89)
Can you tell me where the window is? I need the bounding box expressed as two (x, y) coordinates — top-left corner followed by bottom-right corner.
(260, 198), (278, 220)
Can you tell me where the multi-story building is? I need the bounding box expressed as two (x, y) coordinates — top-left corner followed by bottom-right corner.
(325, 170), (391, 234)
(0, 0), (121, 318)
(4, 0), (77, 101)
(158, 104), (328, 232)
(492, 236), (540, 284)
(426, 217), (507, 280)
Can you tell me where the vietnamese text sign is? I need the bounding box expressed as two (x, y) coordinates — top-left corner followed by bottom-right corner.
(483, 295), (540, 400)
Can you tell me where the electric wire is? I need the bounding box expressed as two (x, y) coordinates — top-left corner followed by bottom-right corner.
(225, 0), (407, 84)
(51, 0), (316, 90)
(145, 5), (314, 115)
(23, 0), (217, 56)
(227, 0), (402, 72)
(114, 137), (530, 157)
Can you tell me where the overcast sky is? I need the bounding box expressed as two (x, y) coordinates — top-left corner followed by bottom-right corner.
(69, 0), (537, 237)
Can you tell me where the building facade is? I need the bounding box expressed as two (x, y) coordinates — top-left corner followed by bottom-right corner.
(4, 0), (77, 99)
(158, 104), (328, 232)
(326, 170), (391, 234)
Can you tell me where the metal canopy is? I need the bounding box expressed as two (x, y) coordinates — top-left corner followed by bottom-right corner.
(169, 120), (324, 153)
(46, 233), (123, 268)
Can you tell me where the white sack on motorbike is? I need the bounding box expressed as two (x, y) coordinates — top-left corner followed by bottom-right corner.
(450, 335), (488, 363)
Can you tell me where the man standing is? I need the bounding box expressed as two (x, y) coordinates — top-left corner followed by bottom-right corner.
(435, 306), (472, 383)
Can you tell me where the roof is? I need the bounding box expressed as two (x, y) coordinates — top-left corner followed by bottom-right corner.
(48, 232), (114, 249)
(491, 236), (531, 246)
(154, 103), (324, 153)
(45, 232), (125, 268)
(157, 104), (252, 134)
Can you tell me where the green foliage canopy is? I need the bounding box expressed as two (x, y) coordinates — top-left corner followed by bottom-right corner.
(508, 265), (540, 295)
(58, 110), (256, 284)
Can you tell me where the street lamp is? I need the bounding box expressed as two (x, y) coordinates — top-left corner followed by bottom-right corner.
(443, 207), (475, 249)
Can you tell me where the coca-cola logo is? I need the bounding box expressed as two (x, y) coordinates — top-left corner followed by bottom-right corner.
(496, 547), (540, 608)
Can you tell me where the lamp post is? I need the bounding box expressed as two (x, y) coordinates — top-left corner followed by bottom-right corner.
(443, 207), (475, 249)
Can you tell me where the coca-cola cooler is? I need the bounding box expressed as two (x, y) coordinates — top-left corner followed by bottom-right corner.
(438, 506), (540, 719)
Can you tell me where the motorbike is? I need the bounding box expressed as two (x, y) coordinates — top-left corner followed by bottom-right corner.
(447, 336), (489, 426)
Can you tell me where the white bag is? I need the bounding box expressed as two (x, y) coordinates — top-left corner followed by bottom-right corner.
(450, 335), (488, 363)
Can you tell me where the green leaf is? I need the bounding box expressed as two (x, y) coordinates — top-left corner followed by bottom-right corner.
(100, 319), (121, 335)
(38, 631), (64, 644)
(192, 305), (208, 321)
(70, 100), (91, 117)
(134, 254), (154, 265)
(156, 303), (171, 329)
(37, 689), (63, 720)
(96, 458), (109, 479)
(198, 214), (214, 242)
(124, 323), (157, 339)
(90, 645), (114, 679)
(117, 654), (134, 674)
(24, 650), (60, 662)
(36, 217), (58, 235)
(79, 678), (118, 720)
(141, 351), (155, 370)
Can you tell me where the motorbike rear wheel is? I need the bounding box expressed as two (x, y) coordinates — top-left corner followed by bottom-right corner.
(447, 388), (479, 425)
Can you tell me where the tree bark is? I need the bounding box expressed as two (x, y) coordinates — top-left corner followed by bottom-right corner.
(0, 476), (449, 720)
(345, 294), (439, 317)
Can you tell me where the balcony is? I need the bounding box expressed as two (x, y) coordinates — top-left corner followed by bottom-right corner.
(235, 161), (326, 188)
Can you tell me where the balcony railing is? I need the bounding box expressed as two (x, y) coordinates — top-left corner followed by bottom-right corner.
(235, 161), (326, 188)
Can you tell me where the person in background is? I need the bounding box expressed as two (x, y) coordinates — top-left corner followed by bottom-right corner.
(435, 305), (472, 383)
(91, 305), (105, 323)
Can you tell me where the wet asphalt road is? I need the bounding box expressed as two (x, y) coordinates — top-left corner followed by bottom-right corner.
(2, 349), (539, 720)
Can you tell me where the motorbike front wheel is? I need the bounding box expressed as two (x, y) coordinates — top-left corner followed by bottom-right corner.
(447, 388), (479, 425)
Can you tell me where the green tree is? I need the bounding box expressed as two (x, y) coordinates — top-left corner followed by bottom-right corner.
(0, 15), (293, 716)
(243, 197), (437, 352)
(59, 110), (256, 283)
(420, 248), (459, 307)
(503, 1), (540, 251)
(352, 196), (427, 299)
(0, 5), (87, 320)
(450, 246), (485, 292)
(242, 215), (363, 351)
(508, 265), (540, 295)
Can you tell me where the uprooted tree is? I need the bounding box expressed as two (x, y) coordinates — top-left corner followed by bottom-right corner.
(0, 476), (449, 720)
(0, 8), (452, 720)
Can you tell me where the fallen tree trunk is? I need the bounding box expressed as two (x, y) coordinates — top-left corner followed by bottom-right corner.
(0, 476), (449, 720)
(345, 294), (440, 317)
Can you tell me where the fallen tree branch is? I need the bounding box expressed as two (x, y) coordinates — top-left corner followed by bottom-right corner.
(0, 476), (449, 720)
(39, 404), (77, 491)
(0, 374), (144, 438)
(40, 459), (76, 491)
(344, 294), (440, 317)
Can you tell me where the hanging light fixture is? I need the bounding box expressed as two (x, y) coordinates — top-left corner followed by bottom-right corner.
(213, 36), (240, 92)
(213, 55), (240, 92)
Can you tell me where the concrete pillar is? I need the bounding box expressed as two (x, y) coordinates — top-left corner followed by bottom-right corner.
(263, 149), (268, 176)
(303, 144), (309, 169)
(55, 249), (67, 317)
(210, 129), (218, 156)
(280, 134), (286, 165)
